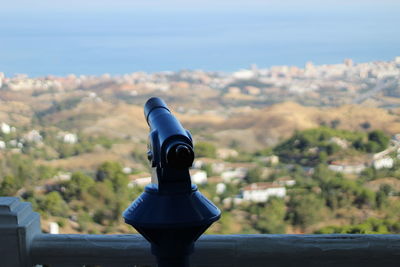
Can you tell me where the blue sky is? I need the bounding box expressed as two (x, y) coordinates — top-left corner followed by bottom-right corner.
(1, 0), (399, 76)
(3, 0), (400, 11)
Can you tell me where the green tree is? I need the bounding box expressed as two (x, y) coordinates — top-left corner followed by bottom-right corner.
(96, 162), (130, 222)
(368, 130), (389, 148)
(254, 198), (287, 234)
(41, 191), (68, 216)
(375, 184), (393, 209)
(195, 142), (216, 158)
(96, 162), (124, 182)
(65, 172), (95, 199)
(316, 218), (400, 234)
(0, 175), (17, 196)
(360, 121), (371, 130)
(364, 130), (390, 153)
(37, 165), (57, 180)
(245, 167), (263, 183)
(288, 193), (325, 229)
(330, 119), (341, 129)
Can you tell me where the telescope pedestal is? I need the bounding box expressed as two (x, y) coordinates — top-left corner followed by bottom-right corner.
(156, 257), (189, 267)
(123, 97), (221, 267)
(124, 184), (220, 267)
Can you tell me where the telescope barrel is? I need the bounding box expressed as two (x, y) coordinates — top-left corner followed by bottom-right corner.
(144, 97), (194, 169)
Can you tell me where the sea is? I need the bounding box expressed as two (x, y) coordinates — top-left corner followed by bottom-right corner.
(0, 6), (399, 77)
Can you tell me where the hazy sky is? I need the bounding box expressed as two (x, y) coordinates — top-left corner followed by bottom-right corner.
(3, 0), (400, 12)
(1, 0), (399, 75)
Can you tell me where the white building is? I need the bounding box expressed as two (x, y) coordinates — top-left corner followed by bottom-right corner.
(275, 177), (296, 187)
(222, 197), (243, 207)
(242, 183), (286, 203)
(261, 155), (279, 165)
(328, 162), (366, 174)
(123, 167), (132, 174)
(0, 140), (5, 149)
(1, 123), (11, 134)
(191, 170), (207, 185)
(232, 69), (255, 80)
(53, 172), (72, 182)
(216, 148), (238, 159)
(216, 183), (227, 195)
(221, 168), (247, 183)
(48, 222), (59, 234)
(58, 132), (78, 144)
(373, 157), (394, 170)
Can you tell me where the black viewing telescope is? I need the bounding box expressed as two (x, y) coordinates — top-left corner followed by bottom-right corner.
(144, 97), (195, 193)
(123, 97), (221, 267)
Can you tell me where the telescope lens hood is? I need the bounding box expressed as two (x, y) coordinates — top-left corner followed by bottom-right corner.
(144, 97), (170, 122)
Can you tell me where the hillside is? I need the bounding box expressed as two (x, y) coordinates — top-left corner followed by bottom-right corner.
(180, 102), (400, 151)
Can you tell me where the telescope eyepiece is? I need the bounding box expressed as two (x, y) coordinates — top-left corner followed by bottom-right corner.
(176, 145), (190, 159)
(167, 143), (194, 169)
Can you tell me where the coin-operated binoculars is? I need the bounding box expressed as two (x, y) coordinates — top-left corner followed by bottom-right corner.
(123, 97), (221, 267)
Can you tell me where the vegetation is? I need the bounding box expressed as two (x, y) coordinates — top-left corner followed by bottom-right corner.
(274, 127), (390, 166)
(0, 123), (399, 235)
(316, 218), (400, 234)
(195, 141), (217, 158)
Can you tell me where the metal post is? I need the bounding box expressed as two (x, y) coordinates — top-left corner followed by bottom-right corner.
(0, 197), (42, 267)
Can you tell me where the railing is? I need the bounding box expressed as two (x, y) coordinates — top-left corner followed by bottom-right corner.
(2, 197), (400, 267)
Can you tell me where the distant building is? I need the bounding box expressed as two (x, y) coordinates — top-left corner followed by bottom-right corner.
(191, 170), (207, 185)
(57, 132), (78, 144)
(9, 140), (23, 148)
(344, 58), (354, 67)
(261, 155), (279, 165)
(242, 183), (286, 203)
(275, 177), (296, 187)
(221, 168), (247, 183)
(1, 123), (11, 134)
(192, 158), (226, 174)
(373, 157), (394, 170)
(49, 222), (59, 234)
(328, 161), (366, 174)
(216, 148), (238, 159)
(222, 197), (244, 207)
(244, 86), (261, 95)
(122, 167), (132, 174)
(227, 87), (241, 95)
(0, 73), (4, 88)
(53, 172), (72, 181)
(216, 183), (227, 195)
(233, 69), (255, 80)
